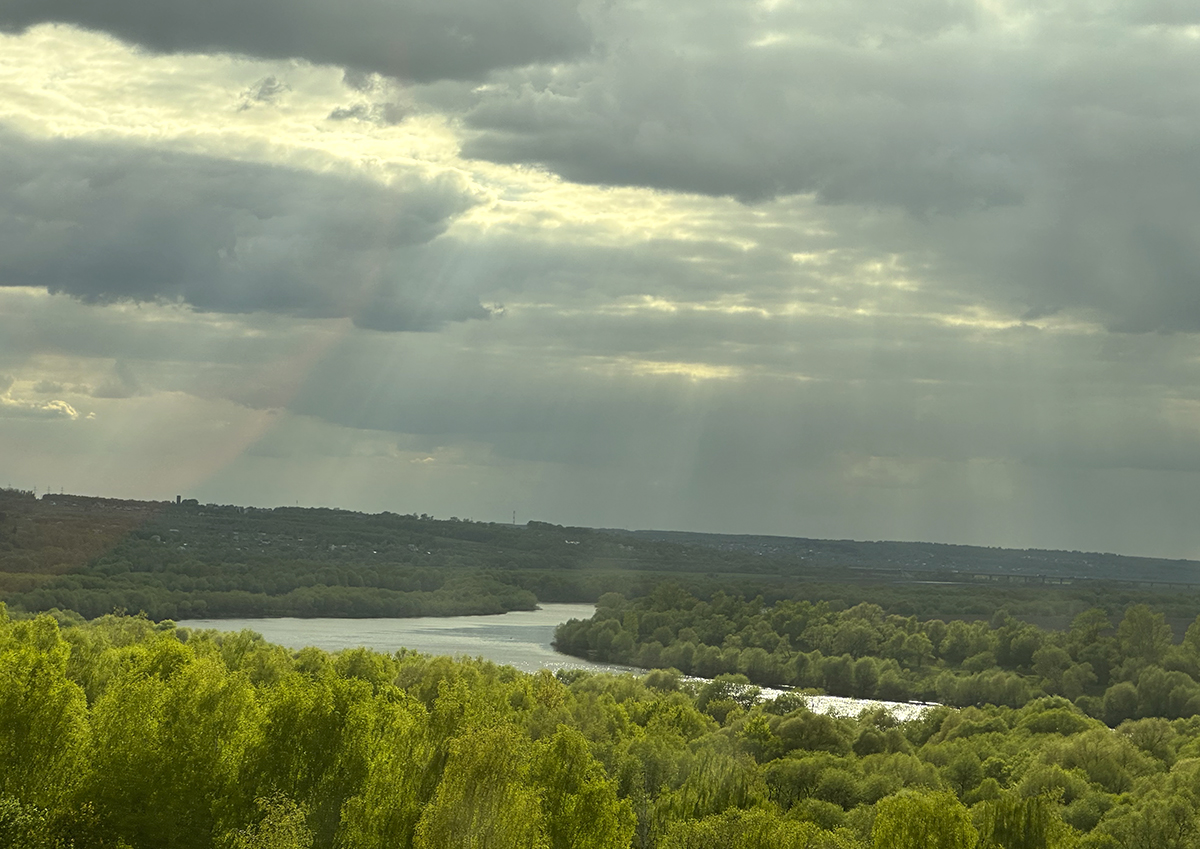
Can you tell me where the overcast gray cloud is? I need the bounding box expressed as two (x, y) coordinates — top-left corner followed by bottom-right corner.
(0, 130), (488, 330)
(278, 306), (1200, 472)
(2, 1), (1200, 558)
(0, 0), (592, 82)
(459, 0), (1200, 332)
(464, 0), (1200, 206)
(225, 308), (1200, 557)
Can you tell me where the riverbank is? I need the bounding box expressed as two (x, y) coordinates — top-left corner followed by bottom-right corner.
(179, 605), (937, 720)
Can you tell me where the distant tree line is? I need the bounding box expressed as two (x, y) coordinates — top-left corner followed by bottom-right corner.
(9, 490), (1200, 623)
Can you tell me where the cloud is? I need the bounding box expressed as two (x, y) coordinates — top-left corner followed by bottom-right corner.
(90, 360), (142, 399)
(237, 75), (289, 111)
(217, 305), (1200, 556)
(0, 129), (489, 330)
(327, 102), (410, 125)
(453, 0), (1200, 333)
(0, 0), (592, 83)
(274, 301), (1199, 471)
(0, 396), (78, 420)
(461, 0), (1042, 208)
(3, 1), (1200, 557)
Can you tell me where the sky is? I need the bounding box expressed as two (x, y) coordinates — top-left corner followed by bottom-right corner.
(1, 1), (1199, 559)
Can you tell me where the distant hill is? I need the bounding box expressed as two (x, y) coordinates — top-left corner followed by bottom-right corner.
(5, 487), (1200, 621)
(618, 529), (1200, 586)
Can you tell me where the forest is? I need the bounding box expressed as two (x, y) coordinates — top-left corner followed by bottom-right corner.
(7, 604), (1200, 849)
(554, 588), (1200, 723)
(6, 489), (1200, 624)
(11, 489), (1200, 846)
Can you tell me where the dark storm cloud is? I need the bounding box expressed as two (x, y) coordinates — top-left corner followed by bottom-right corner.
(0, 130), (489, 330)
(0, 0), (592, 82)
(462, 0), (1042, 209)
(457, 0), (1200, 333)
(965, 153), (1200, 334)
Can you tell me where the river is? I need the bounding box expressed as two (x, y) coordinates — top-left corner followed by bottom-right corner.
(176, 603), (933, 720)
(177, 603), (625, 675)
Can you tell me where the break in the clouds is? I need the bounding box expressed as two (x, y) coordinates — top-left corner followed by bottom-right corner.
(0, 130), (487, 330)
(0, 0), (592, 82)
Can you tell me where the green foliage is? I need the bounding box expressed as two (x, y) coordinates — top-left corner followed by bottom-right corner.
(413, 725), (549, 849)
(8, 611), (1200, 849)
(532, 728), (636, 849)
(10, 490), (1200, 627)
(872, 791), (977, 849)
(660, 807), (862, 849)
(0, 797), (53, 849)
(230, 795), (313, 849)
(0, 614), (89, 808)
(558, 593), (1200, 722)
(976, 794), (1071, 849)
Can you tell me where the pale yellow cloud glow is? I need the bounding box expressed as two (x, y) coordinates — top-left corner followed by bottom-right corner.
(0, 19), (1103, 410)
(750, 32), (790, 48)
(0, 25), (460, 175)
(0, 395), (79, 420)
(0, 19), (1017, 363)
(0, 24), (827, 265)
(517, 291), (1079, 337)
(582, 356), (744, 381)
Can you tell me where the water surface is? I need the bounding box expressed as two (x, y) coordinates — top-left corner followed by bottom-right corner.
(178, 604), (934, 719)
(177, 603), (625, 675)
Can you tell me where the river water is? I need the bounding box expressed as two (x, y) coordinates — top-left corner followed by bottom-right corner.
(177, 603), (933, 720)
(177, 603), (626, 675)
